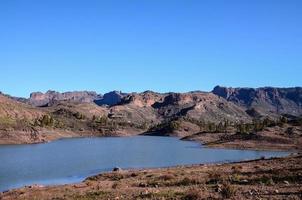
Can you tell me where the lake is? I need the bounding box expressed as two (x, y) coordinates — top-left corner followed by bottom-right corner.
(0, 136), (289, 192)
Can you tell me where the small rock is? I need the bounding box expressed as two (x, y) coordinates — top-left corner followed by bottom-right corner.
(241, 179), (249, 183)
(112, 167), (122, 172)
(283, 181), (290, 185)
(215, 184), (222, 192)
(275, 189), (279, 194)
(139, 182), (148, 187)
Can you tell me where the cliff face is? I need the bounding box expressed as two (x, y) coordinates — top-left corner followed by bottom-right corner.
(212, 86), (302, 116)
(29, 90), (130, 107)
(29, 91), (101, 107)
(1, 86), (302, 144)
(152, 92), (251, 122)
(120, 91), (166, 107)
(94, 91), (127, 106)
(111, 91), (251, 123)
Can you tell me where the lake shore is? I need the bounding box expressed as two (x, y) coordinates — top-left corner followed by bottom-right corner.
(1, 125), (302, 152)
(1, 154), (301, 200)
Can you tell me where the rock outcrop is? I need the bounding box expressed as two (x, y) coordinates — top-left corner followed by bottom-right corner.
(212, 86), (302, 117)
(29, 90), (102, 107)
(94, 91), (127, 106)
(120, 91), (166, 107)
(153, 92), (251, 122)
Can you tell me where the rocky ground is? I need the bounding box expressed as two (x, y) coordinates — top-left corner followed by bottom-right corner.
(182, 125), (302, 151)
(1, 155), (301, 200)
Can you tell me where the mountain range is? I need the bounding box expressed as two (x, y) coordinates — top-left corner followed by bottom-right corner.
(0, 86), (301, 144)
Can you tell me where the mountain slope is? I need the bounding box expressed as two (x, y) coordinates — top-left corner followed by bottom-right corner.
(212, 86), (302, 117)
(0, 94), (43, 124)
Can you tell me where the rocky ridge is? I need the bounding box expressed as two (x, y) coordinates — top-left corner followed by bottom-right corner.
(212, 86), (302, 117)
(1, 86), (302, 144)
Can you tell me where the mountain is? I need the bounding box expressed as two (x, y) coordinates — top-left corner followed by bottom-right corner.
(0, 93), (44, 129)
(29, 90), (102, 107)
(107, 91), (251, 129)
(0, 91), (29, 104)
(29, 90), (129, 107)
(212, 86), (302, 117)
(94, 91), (127, 106)
(1, 86), (302, 144)
(153, 91), (251, 122)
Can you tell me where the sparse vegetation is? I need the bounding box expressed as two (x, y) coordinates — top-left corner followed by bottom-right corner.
(182, 188), (203, 200)
(220, 182), (236, 198)
(2, 155), (301, 200)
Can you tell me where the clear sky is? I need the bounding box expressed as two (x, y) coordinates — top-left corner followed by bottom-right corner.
(0, 0), (301, 97)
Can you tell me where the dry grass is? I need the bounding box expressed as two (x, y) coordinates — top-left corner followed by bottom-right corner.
(1, 155), (302, 200)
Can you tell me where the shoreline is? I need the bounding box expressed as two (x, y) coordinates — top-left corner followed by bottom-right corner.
(1, 128), (301, 152)
(1, 154), (301, 199)
(0, 134), (295, 193)
(0, 153), (296, 192)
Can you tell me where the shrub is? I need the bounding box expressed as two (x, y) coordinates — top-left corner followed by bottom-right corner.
(207, 170), (223, 184)
(220, 182), (236, 198)
(182, 188), (203, 200)
(36, 115), (55, 127)
(158, 174), (175, 181)
(169, 120), (181, 131)
(111, 182), (118, 189)
(177, 177), (200, 186)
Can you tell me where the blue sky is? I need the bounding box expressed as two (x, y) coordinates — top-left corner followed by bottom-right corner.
(0, 0), (301, 97)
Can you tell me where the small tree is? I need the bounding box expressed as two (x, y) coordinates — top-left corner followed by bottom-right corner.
(40, 115), (54, 127)
(169, 120), (181, 131)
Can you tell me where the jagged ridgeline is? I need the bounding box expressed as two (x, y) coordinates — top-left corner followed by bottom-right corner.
(0, 86), (301, 143)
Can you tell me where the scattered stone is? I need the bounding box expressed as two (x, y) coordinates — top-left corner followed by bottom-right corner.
(112, 167), (122, 172)
(241, 179), (249, 183)
(73, 183), (87, 188)
(138, 183), (148, 187)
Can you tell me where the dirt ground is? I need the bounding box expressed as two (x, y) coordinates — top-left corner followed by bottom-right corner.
(1, 155), (301, 200)
(182, 125), (302, 151)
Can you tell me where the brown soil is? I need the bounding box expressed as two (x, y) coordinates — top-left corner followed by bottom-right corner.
(1, 155), (301, 200)
(0, 127), (145, 145)
(182, 125), (302, 151)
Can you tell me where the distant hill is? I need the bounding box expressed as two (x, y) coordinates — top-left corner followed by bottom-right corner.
(29, 90), (102, 107)
(212, 86), (302, 117)
(1, 86), (301, 144)
(0, 93), (44, 129)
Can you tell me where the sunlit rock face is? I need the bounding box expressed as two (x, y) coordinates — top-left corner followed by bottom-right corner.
(29, 90), (101, 107)
(212, 86), (302, 116)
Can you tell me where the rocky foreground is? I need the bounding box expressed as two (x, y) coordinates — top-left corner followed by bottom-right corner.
(1, 155), (301, 200)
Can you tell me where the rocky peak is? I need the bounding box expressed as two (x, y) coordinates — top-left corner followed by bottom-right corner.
(29, 90), (101, 107)
(94, 91), (127, 106)
(212, 86), (302, 116)
(120, 91), (166, 107)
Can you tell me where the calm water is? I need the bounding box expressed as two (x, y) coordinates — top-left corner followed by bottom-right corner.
(0, 136), (289, 191)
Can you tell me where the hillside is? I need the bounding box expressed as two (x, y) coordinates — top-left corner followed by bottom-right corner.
(0, 86), (301, 145)
(212, 86), (302, 117)
(0, 94), (44, 128)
